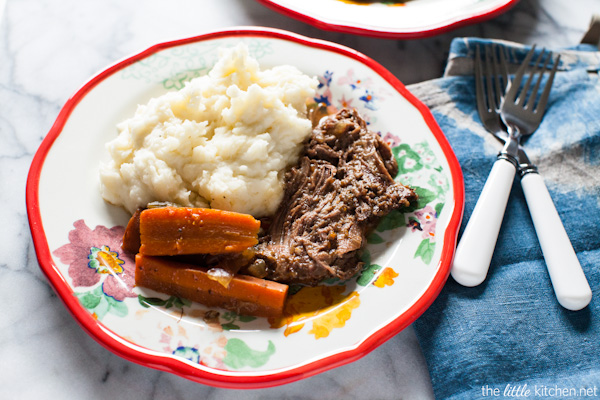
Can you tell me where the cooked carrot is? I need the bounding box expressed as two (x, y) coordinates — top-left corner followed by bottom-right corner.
(139, 207), (260, 256)
(135, 254), (288, 317)
(122, 208), (142, 253)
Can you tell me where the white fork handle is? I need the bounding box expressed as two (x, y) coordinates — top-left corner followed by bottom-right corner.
(451, 159), (516, 287)
(521, 172), (592, 311)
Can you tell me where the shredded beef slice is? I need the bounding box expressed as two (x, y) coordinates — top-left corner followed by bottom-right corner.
(253, 108), (417, 286)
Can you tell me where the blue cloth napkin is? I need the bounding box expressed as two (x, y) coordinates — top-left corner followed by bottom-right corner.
(410, 37), (600, 399)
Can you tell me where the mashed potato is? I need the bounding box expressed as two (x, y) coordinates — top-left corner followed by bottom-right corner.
(99, 44), (317, 217)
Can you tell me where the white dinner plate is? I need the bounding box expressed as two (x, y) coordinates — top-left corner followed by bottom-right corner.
(26, 27), (464, 388)
(256, 0), (519, 38)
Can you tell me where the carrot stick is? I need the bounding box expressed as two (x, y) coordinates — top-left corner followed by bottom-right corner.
(121, 208), (142, 253)
(139, 207), (260, 256)
(135, 254), (288, 318)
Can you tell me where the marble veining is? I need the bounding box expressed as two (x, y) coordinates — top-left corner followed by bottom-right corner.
(1, 0), (598, 398)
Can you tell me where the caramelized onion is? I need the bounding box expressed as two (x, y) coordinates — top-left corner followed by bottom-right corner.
(206, 267), (235, 288)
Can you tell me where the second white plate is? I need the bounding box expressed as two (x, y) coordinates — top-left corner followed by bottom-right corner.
(256, 0), (519, 38)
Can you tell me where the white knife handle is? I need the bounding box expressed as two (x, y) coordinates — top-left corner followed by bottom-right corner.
(521, 172), (592, 311)
(451, 159), (516, 287)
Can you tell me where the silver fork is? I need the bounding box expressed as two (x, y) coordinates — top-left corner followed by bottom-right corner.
(501, 49), (592, 311)
(453, 45), (591, 310)
(452, 47), (563, 288)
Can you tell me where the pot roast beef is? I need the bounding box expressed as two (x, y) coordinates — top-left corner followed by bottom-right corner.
(251, 108), (417, 286)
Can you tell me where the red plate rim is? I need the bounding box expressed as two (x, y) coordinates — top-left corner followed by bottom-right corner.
(254, 0), (520, 39)
(25, 26), (464, 389)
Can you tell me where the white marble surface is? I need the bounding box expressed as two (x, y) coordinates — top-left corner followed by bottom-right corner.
(1, 1), (598, 399)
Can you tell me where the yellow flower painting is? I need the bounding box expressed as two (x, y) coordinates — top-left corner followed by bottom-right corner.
(270, 285), (361, 339)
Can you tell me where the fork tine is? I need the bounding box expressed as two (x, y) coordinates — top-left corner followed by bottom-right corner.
(526, 51), (553, 111)
(505, 45), (537, 103)
(484, 45), (497, 111)
(498, 47), (508, 103)
(498, 47), (509, 93)
(517, 49), (547, 106)
(490, 45), (503, 109)
(534, 54), (560, 114)
(475, 45), (486, 115)
(501, 44), (559, 135)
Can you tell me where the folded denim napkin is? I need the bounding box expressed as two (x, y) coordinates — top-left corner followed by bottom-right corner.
(410, 36), (600, 399)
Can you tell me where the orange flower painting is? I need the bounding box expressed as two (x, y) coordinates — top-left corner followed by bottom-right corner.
(373, 267), (399, 288)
